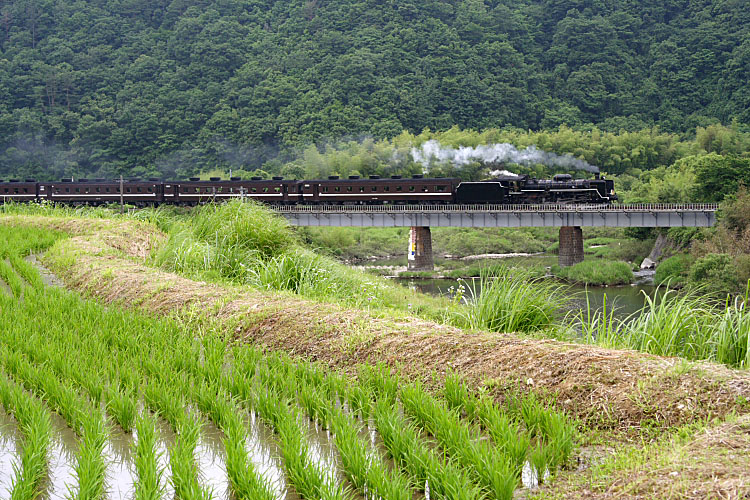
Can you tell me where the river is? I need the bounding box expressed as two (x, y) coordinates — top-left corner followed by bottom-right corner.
(359, 256), (656, 322)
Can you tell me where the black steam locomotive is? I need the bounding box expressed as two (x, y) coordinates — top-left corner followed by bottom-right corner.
(0, 173), (616, 206)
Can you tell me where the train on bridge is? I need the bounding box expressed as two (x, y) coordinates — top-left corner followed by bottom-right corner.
(0, 173), (616, 206)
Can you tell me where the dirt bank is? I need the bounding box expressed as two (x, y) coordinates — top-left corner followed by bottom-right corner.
(6, 215), (748, 438)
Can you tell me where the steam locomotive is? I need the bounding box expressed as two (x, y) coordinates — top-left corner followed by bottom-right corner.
(0, 173), (616, 206)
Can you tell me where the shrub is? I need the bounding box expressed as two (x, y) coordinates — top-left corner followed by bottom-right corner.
(689, 253), (739, 297)
(654, 254), (694, 286)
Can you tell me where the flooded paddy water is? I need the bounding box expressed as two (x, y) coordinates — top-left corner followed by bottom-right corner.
(0, 412), (20, 496)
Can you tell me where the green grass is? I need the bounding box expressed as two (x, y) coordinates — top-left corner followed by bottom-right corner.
(453, 265), (568, 333)
(553, 260), (634, 285)
(573, 284), (750, 368)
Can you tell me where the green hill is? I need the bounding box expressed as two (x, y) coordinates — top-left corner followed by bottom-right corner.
(0, 0), (748, 179)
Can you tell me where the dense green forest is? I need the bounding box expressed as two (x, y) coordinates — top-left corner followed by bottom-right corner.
(0, 0), (748, 180)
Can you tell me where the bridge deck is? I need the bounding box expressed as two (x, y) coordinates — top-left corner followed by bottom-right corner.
(275, 203), (718, 228)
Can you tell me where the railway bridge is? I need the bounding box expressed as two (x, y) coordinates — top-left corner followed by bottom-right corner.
(274, 203), (719, 271)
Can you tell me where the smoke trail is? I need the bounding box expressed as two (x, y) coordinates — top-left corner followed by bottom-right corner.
(411, 140), (599, 173)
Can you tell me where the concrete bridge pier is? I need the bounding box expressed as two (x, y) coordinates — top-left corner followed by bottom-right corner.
(407, 226), (434, 271)
(558, 226), (584, 267)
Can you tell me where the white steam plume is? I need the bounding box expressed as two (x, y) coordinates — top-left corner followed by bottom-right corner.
(411, 140), (599, 173)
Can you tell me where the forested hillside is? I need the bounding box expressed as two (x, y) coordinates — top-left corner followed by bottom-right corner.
(0, 0), (748, 179)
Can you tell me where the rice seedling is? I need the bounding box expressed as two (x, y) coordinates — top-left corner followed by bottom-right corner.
(373, 399), (483, 500)
(134, 412), (165, 500)
(0, 373), (52, 500)
(191, 381), (275, 500)
(0, 258), (23, 297)
(143, 379), (212, 500)
(0, 347), (109, 500)
(247, 383), (352, 500)
(263, 359), (415, 500)
(452, 265), (567, 334)
(75, 412), (109, 500)
(400, 382), (518, 499)
(357, 363), (399, 405)
(443, 373), (530, 473)
(8, 254), (44, 290)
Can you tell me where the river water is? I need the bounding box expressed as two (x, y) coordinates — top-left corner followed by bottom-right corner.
(361, 255), (657, 323)
(406, 277), (655, 322)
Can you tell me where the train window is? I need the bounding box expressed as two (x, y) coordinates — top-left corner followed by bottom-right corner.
(323, 187), (328, 192)
(75, 188), (80, 193)
(106, 188), (110, 193)
(55, 188), (60, 194)
(371, 186), (377, 192)
(422, 186), (429, 192)
(148, 187), (153, 193)
(396, 186), (402, 191)
(126, 188), (131, 193)
(14, 188), (18, 194)
(335, 187), (340, 192)
(263, 187), (269, 193)
(347, 186), (353, 192)
(85, 188), (90, 193)
(436, 185), (446, 191)
(137, 187), (142, 193)
(274, 187), (281, 193)
(65, 188), (70, 193)
(3, 188), (7, 193)
(23, 188), (28, 193)
(409, 186), (415, 192)
(384, 186), (390, 192)
(359, 187), (365, 193)
(96, 187), (100, 193)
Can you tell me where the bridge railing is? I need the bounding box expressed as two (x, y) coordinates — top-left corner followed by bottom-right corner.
(273, 203), (719, 213)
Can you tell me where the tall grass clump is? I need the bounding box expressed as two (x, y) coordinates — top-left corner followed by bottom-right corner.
(621, 286), (714, 359)
(154, 200), (297, 280)
(554, 260), (634, 286)
(714, 286), (750, 368)
(454, 265), (567, 333)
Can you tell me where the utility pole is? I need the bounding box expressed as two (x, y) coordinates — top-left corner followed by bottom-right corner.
(119, 175), (124, 214)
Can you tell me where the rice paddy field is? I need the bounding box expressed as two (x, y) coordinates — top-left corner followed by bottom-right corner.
(1, 202), (749, 499)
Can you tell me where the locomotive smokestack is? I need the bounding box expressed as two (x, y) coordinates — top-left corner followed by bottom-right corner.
(595, 172), (600, 179)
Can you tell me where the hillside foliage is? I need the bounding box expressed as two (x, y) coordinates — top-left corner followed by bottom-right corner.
(1, 0), (749, 180)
